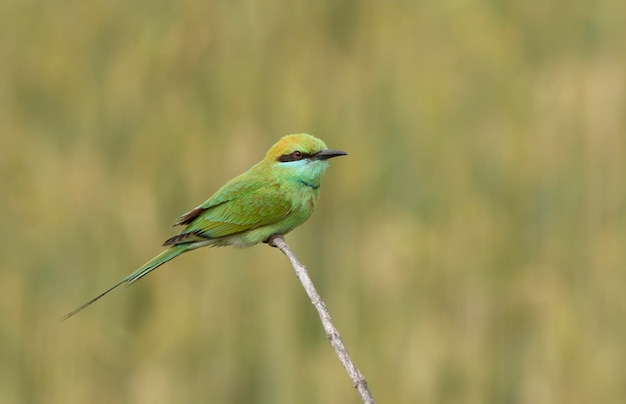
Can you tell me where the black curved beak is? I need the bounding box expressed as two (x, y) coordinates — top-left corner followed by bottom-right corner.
(313, 149), (348, 160)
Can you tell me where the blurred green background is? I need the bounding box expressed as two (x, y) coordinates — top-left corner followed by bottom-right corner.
(1, 0), (625, 403)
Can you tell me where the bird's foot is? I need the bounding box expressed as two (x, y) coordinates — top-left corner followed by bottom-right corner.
(265, 234), (284, 248)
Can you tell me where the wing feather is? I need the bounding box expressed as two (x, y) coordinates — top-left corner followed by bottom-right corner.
(164, 173), (291, 246)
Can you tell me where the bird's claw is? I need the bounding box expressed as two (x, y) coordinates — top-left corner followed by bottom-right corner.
(265, 234), (283, 248)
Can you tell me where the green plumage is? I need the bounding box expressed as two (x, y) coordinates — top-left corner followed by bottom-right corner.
(63, 133), (347, 320)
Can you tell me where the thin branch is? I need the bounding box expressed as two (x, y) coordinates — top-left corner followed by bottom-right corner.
(267, 235), (375, 404)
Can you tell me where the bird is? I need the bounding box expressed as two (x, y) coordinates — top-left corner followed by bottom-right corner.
(62, 133), (347, 320)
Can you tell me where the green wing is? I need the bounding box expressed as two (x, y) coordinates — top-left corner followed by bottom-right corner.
(164, 173), (291, 245)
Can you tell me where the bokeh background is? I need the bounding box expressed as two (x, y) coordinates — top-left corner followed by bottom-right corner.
(1, 1), (625, 403)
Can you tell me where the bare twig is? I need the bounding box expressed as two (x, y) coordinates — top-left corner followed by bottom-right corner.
(267, 235), (374, 404)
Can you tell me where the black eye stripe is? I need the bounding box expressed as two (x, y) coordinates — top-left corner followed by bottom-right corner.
(277, 151), (313, 162)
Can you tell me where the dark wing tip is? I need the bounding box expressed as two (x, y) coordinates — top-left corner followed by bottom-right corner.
(173, 206), (206, 227)
(163, 234), (184, 246)
(163, 230), (207, 246)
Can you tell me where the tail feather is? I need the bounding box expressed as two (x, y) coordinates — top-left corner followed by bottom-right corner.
(62, 245), (189, 320)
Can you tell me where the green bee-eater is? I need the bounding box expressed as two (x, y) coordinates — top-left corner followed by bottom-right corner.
(63, 133), (347, 319)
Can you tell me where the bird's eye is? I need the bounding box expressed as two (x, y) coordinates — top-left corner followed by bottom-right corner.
(277, 150), (307, 162)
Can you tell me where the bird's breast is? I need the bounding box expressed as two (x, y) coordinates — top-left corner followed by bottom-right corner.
(289, 182), (320, 219)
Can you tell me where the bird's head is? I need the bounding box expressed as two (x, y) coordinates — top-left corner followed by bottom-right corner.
(264, 134), (347, 186)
